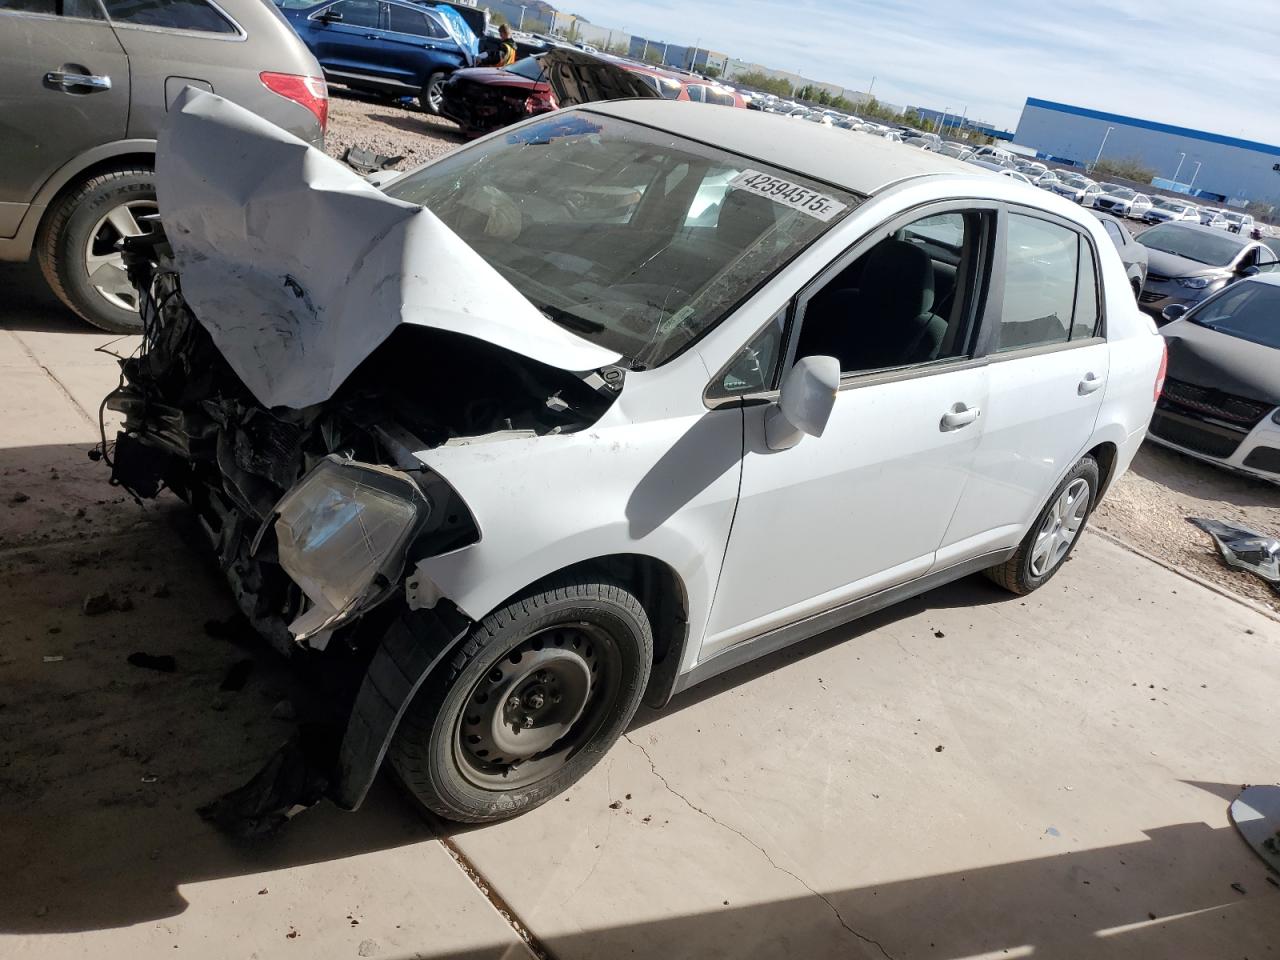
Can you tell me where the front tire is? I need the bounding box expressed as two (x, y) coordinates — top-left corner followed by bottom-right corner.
(37, 166), (158, 334)
(390, 574), (653, 823)
(985, 455), (1099, 595)
(419, 70), (448, 114)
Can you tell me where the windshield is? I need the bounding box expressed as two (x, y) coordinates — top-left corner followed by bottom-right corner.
(1105, 187), (1136, 199)
(1188, 280), (1280, 349)
(1152, 198), (1182, 210)
(1139, 224), (1246, 266)
(1060, 175), (1089, 187)
(385, 111), (859, 368)
(1223, 212), (1246, 222)
(504, 57), (545, 81)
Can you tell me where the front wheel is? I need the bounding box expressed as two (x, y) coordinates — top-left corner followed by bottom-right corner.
(419, 70), (448, 114)
(985, 454), (1099, 595)
(389, 575), (653, 823)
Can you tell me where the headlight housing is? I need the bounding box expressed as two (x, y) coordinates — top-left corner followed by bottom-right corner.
(1175, 276), (1213, 289)
(274, 456), (429, 640)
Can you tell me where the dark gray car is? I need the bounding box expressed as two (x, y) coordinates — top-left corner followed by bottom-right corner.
(1135, 222), (1278, 322)
(1, 0), (327, 332)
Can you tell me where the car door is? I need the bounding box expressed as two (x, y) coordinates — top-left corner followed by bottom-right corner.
(701, 204), (998, 658)
(379, 2), (455, 83)
(307, 0), (387, 78)
(941, 209), (1109, 558)
(0, 2), (129, 238)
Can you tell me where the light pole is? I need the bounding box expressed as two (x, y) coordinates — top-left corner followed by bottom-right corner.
(1091, 125), (1114, 171)
(940, 106), (949, 135)
(1189, 160), (1202, 192)
(517, 4), (526, 30)
(1173, 152), (1186, 185)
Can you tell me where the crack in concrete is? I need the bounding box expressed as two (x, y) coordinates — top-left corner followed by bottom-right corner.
(7, 329), (97, 428)
(624, 735), (897, 960)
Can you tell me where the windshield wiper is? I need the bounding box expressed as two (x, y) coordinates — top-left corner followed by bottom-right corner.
(536, 302), (605, 333)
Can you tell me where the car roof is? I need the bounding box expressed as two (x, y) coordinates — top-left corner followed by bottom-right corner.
(583, 100), (976, 194)
(1148, 221), (1252, 243)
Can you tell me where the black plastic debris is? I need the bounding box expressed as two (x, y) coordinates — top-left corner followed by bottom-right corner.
(1188, 518), (1280, 595)
(219, 658), (255, 692)
(198, 724), (339, 840)
(341, 146), (405, 175)
(127, 652), (176, 673)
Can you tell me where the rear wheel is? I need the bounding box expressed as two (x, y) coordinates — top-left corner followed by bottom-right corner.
(419, 71), (448, 114)
(390, 574), (652, 823)
(37, 166), (158, 334)
(985, 455), (1099, 595)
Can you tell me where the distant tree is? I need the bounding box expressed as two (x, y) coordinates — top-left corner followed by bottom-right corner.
(605, 41), (629, 55)
(735, 71), (793, 98)
(1092, 155), (1157, 183)
(641, 47), (664, 65)
(703, 66), (721, 79)
(1244, 200), (1275, 224)
(523, 16), (549, 33)
(489, 10), (508, 26)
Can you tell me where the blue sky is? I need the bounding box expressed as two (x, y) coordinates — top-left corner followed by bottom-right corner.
(563, 0), (1280, 143)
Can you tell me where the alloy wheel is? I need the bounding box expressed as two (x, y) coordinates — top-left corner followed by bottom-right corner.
(84, 199), (159, 312)
(1029, 477), (1091, 577)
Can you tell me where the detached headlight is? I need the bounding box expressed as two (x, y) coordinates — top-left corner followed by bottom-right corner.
(1175, 276), (1214, 289)
(274, 456), (429, 640)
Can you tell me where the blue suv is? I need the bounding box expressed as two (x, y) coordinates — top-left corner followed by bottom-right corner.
(276, 0), (479, 113)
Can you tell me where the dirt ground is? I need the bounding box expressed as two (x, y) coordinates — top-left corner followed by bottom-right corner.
(319, 94), (1280, 612)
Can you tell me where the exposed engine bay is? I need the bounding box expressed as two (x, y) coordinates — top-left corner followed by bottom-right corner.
(107, 238), (620, 657)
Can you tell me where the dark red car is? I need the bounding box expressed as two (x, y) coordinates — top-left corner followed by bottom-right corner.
(439, 48), (741, 137)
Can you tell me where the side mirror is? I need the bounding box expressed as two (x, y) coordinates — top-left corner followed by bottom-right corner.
(318, 9), (343, 23)
(1240, 264), (1261, 277)
(1161, 303), (1188, 324)
(765, 355), (840, 451)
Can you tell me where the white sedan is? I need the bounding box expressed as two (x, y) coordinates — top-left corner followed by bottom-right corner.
(108, 92), (1166, 823)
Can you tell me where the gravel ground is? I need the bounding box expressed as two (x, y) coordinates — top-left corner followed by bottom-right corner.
(320, 101), (1280, 610)
(323, 89), (467, 169)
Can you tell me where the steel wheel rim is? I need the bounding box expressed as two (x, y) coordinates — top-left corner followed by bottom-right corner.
(454, 623), (620, 790)
(1030, 477), (1091, 577)
(84, 199), (158, 312)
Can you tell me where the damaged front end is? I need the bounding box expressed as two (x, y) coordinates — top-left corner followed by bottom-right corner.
(104, 89), (625, 815)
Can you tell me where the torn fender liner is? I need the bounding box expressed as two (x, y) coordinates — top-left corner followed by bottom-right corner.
(1188, 517), (1280, 594)
(332, 605), (469, 811)
(157, 89), (621, 410)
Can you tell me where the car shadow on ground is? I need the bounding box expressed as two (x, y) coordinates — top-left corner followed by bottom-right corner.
(4, 440), (1265, 950)
(1132, 441), (1279, 509)
(0, 260), (95, 335)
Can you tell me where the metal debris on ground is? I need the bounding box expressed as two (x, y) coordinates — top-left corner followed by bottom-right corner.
(41, 655), (64, 664)
(1188, 518), (1280, 595)
(341, 146), (405, 175)
(126, 652), (176, 673)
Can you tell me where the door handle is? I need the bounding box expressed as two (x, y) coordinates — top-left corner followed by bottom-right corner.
(45, 71), (112, 91)
(940, 403), (981, 430)
(1077, 372), (1104, 396)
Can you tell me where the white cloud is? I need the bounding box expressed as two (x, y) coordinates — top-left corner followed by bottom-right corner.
(565, 0), (1280, 142)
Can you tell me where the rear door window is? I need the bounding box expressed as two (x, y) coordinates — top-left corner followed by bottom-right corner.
(1, 0), (105, 18)
(996, 214), (1100, 351)
(100, 0), (236, 32)
(387, 3), (446, 37)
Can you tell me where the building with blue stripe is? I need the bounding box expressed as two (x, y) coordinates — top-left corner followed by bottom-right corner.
(1014, 98), (1280, 206)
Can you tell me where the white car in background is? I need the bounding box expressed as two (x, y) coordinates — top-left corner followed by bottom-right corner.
(1051, 173), (1103, 205)
(109, 94), (1166, 823)
(1144, 198), (1200, 224)
(1093, 186), (1153, 219)
(1200, 208), (1230, 229)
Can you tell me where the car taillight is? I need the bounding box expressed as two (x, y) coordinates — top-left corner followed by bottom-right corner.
(260, 72), (329, 133)
(526, 90), (558, 113)
(1154, 341), (1168, 401)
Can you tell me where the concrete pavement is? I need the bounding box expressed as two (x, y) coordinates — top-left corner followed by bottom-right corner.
(3, 259), (1279, 959)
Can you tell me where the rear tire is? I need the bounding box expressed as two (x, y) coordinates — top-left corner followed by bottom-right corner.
(36, 165), (157, 334)
(390, 574), (652, 823)
(419, 71), (448, 114)
(985, 455), (1099, 595)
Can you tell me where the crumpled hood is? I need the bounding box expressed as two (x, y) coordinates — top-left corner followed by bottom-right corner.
(1161, 318), (1280, 406)
(156, 89), (620, 410)
(1145, 247), (1232, 279)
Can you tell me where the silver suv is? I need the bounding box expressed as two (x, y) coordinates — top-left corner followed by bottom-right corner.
(1, 0), (327, 332)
